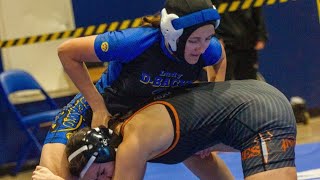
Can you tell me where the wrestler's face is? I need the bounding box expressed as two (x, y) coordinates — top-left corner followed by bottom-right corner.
(184, 24), (215, 64)
(83, 162), (115, 180)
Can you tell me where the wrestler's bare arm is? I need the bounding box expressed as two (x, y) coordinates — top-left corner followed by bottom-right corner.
(113, 104), (174, 180)
(32, 166), (65, 180)
(39, 143), (74, 179)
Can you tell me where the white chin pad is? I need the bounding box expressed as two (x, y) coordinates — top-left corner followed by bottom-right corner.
(212, 5), (220, 28)
(160, 8), (183, 51)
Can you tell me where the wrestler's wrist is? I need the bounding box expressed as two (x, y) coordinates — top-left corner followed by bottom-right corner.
(89, 94), (108, 112)
(53, 174), (65, 180)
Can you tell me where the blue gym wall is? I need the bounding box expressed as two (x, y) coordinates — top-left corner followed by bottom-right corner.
(259, 0), (320, 109)
(71, 0), (165, 27)
(0, 0), (319, 165)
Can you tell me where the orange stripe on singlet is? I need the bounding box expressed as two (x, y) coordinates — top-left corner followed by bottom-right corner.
(120, 101), (180, 159)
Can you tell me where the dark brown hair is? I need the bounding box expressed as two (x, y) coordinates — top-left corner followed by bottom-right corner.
(65, 127), (91, 177)
(140, 13), (161, 28)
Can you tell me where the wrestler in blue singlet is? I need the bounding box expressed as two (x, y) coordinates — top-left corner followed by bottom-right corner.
(45, 5), (222, 144)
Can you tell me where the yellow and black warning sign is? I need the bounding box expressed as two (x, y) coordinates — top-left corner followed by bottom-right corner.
(0, 0), (293, 48)
(317, 0), (320, 23)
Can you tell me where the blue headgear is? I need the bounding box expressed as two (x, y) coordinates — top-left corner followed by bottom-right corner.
(67, 127), (122, 178)
(160, 0), (220, 52)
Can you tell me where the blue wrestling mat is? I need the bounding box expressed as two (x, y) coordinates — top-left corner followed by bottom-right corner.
(144, 142), (320, 180)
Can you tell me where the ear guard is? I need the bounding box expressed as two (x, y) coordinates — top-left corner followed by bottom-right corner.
(160, 6), (220, 51)
(67, 126), (122, 178)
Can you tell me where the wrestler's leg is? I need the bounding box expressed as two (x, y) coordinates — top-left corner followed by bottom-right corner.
(245, 167), (297, 180)
(182, 80), (296, 180)
(222, 80), (297, 180)
(183, 152), (234, 180)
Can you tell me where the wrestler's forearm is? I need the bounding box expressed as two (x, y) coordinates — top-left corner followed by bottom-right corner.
(214, 64), (226, 82)
(39, 144), (73, 179)
(59, 53), (110, 125)
(205, 66), (216, 82)
(213, 48), (227, 82)
(113, 139), (148, 180)
(58, 36), (111, 128)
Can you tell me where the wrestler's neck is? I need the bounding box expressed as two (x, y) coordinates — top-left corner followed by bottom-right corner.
(110, 121), (123, 136)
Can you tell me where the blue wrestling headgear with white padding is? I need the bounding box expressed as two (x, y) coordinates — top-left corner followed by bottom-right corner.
(160, 0), (220, 51)
(67, 126), (122, 178)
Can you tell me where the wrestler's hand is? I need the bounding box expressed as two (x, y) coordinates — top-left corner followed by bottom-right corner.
(32, 166), (64, 180)
(91, 110), (111, 128)
(254, 40), (265, 50)
(195, 147), (215, 159)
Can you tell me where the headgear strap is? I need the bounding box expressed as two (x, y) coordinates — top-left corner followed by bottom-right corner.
(160, 6), (220, 51)
(67, 127), (122, 178)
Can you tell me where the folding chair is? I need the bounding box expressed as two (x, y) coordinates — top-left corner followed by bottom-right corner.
(0, 69), (61, 174)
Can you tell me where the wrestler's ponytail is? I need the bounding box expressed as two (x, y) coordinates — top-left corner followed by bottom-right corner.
(141, 13), (161, 28)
